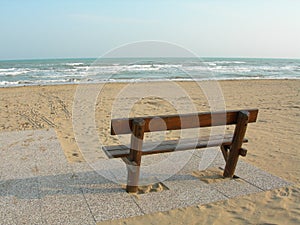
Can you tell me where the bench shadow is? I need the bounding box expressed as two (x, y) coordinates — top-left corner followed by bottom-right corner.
(0, 170), (125, 199)
(0, 170), (204, 199)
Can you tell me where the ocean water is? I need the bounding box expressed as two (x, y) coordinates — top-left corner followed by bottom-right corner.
(0, 57), (299, 87)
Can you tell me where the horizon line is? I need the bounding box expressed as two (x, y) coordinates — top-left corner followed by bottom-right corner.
(1, 56), (300, 62)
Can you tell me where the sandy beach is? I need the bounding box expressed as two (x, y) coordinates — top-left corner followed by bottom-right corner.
(0, 79), (299, 224)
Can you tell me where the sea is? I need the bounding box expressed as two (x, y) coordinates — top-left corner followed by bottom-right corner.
(0, 57), (299, 87)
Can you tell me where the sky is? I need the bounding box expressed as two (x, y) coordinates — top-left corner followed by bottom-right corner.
(0, 0), (300, 60)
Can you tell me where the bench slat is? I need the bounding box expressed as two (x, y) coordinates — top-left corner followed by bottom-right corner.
(111, 109), (258, 135)
(103, 134), (248, 158)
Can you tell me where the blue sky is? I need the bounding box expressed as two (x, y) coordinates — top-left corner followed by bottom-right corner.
(0, 0), (300, 60)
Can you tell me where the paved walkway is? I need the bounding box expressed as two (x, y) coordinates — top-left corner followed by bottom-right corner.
(0, 129), (291, 224)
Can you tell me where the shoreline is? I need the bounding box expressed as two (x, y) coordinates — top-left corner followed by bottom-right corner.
(1, 77), (299, 89)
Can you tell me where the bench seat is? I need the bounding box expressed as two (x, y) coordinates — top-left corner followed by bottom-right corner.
(103, 134), (248, 158)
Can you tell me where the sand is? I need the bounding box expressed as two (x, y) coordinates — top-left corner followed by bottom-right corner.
(0, 79), (299, 224)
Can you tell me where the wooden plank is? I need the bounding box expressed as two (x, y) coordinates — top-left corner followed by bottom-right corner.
(103, 134), (248, 158)
(111, 109), (258, 135)
(221, 145), (230, 162)
(239, 148), (247, 157)
(223, 111), (249, 177)
(126, 118), (145, 193)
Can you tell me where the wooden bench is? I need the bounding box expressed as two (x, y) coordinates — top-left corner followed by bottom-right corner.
(103, 109), (259, 193)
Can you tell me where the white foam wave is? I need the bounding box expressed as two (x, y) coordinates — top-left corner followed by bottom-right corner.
(0, 68), (41, 76)
(0, 78), (81, 87)
(0, 70), (30, 76)
(0, 81), (20, 86)
(65, 62), (85, 66)
(184, 66), (252, 73)
(207, 61), (246, 64)
(86, 64), (183, 74)
(0, 68), (16, 72)
(279, 65), (300, 70)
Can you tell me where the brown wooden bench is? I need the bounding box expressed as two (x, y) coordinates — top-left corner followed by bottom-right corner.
(103, 109), (259, 193)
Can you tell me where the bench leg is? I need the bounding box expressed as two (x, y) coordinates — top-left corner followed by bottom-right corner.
(126, 162), (141, 193)
(126, 118), (145, 193)
(224, 111), (249, 177)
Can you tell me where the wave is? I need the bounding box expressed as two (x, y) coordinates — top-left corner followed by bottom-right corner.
(65, 62), (85, 66)
(0, 78), (81, 87)
(0, 70), (31, 76)
(205, 61), (246, 64)
(0, 81), (20, 86)
(0, 68), (16, 72)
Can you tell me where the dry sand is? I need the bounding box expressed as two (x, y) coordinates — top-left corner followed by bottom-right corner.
(0, 79), (299, 224)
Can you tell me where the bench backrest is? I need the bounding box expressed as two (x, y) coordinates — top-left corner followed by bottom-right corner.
(111, 109), (258, 135)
